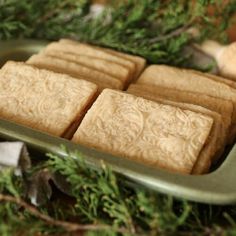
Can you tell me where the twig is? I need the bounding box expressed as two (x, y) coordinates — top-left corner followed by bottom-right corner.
(0, 194), (129, 234)
(36, 0), (76, 24)
(149, 23), (193, 43)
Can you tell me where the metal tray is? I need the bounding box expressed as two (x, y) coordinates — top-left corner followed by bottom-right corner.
(0, 40), (236, 205)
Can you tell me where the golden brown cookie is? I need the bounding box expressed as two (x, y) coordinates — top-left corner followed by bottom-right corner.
(0, 61), (98, 138)
(72, 89), (213, 174)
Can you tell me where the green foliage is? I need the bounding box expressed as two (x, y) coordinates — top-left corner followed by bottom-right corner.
(47, 152), (137, 232)
(0, 169), (47, 236)
(47, 151), (193, 235)
(1, 0), (236, 65)
(0, 169), (20, 197)
(42, 151), (236, 235)
(0, 0), (90, 39)
(0, 151), (236, 235)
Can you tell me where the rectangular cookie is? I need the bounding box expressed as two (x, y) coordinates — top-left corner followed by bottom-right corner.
(72, 89), (213, 174)
(27, 54), (123, 91)
(43, 49), (131, 85)
(55, 39), (137, 81)
(126, 88), (222, 174)
(137, 65), (236, 142)
(0, 61), (98, 138)
(193, 70), (236, 89)
(127, 83), (232, 148)
(102, 48), (146, 79)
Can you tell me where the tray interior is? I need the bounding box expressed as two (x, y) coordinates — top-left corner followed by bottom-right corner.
(0, 40), (236, 205)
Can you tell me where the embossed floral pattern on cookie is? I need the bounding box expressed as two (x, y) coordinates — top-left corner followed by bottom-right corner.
(0, 61), (97, 136)
(73, 89), (213, 174)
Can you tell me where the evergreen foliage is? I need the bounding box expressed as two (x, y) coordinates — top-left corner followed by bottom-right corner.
(1, 0), (236, 65)
(0, 151), (236, 235)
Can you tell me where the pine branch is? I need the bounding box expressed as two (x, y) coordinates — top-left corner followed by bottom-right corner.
(148, 22), (193, 43)
(1, 0), (236, 66)
(46, 152), (138, 233)
(1, 150), (236, 235)
(0, 193), (132, 235)
(46, 150), (193, 234)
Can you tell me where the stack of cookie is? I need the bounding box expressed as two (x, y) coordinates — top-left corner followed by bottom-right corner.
(27, 39), (146, 91)
(127, 65), (236, 174)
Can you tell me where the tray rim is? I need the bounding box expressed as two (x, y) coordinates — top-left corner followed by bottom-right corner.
(1, 112), (236, 205)
(0, 39), (236, 205)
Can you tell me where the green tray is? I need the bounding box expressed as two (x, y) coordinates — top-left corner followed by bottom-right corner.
(0, 40), (236, 205)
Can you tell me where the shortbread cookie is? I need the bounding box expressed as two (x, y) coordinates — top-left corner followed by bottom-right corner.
(43, 49), (131, 84)
(27, 54), (122, 91)
(53, 40), (136, 80)
(72, 89), (213, 174)
(101, 47), (146, 79)
(137, 65), (236, 142)
(60, 39), (146, 81)
(127, 83), (232, 147)
(0, 61), (98, 138)
(126, 88), (222, 174)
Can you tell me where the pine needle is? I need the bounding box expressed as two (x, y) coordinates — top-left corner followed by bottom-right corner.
(1, 0), (236, 65)
(0, 151), (236, 235)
